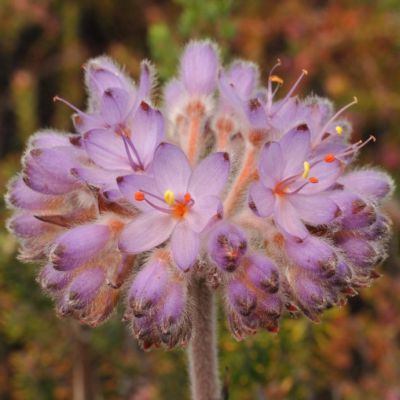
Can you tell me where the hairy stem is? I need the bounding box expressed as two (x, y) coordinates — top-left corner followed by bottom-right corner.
(224, 145), (257, 217)
(187, 115), (201, 164)
(188, 279), (220, 400)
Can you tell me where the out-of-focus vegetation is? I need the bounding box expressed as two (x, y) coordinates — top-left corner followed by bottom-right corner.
(1, 1), (399, 399)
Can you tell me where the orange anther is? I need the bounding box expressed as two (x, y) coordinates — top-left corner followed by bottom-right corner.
(184, 192), (191, 203)
(324, 153), (336, 163)
(309, 177), (319, 184)
(134, 191), (145, 201)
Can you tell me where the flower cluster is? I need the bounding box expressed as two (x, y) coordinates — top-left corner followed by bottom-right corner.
(7, 40), (393, 348)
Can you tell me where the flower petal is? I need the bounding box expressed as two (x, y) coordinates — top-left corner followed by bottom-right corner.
(153, 143), (192, 195)
(258, 141), (284, 187)
(188, 152), (230, 197)
(338, 169), (393, 201)
(51, 224), (111, 271)
(274, 197), (309, 240)
(186, 195), (221, 232)
(248, 182), (275, 217)
(117, 174), (161, 211)
(84, 129), (131, 171)
(130, 103), (164, 168)
(279, 127), (311, 177)
(119, 211), (176, 253)
(100, 87), (130, 125)
(288, 193), (339, 226)
(299, 159), (342, 194)
(171, 223), (200, 271)
(180, 40), (218, 95)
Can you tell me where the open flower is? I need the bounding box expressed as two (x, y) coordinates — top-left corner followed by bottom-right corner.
(249, 126), (341, 239)
(117, 143), (230, 271)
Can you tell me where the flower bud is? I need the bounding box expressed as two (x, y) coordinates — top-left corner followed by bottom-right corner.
(208, 223), (247, 272)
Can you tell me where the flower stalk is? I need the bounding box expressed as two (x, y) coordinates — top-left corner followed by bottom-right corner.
(188, 278), (220, 400)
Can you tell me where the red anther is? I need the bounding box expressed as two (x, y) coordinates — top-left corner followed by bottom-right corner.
(184, 192), (191, 203)
(309, 177), (319, 184)
(286, 303), (299, 312)
(324, 153), (336, 163)
(134, 191), (145, 201)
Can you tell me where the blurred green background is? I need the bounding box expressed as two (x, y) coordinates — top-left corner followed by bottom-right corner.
(1, 1), (400, 399)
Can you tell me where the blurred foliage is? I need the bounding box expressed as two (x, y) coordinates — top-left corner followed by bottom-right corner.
(0, 0), (400, 399)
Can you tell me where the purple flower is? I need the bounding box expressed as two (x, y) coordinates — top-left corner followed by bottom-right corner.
(118, 143), (230, 271)
(249, 126), (340, 239)
(180, 40), (219, 97)
(207, 222), (248, 272)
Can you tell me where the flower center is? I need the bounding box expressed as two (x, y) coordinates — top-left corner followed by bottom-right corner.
(134, 189), (194, 219)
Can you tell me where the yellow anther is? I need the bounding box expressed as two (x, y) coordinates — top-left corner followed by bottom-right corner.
(335, 125), (343, 136)
(302, 161), (311, 179)
(164, 190), (175, 206)
(269, 75), (284, 85)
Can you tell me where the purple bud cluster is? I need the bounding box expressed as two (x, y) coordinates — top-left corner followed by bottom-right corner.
(6, 40), (394, 348)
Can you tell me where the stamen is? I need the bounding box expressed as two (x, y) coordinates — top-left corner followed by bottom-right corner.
(124, 135), (145, 170)
(53, 95), (85, 116)
(271, 69), (308, 116)
(309, 177), (319, 184)
(324, 153), (336, 163)
(267, 59), (282, 110)
(335, 126), (343, 135)
(314, 97), (358, 145)
(184, 193), (191, 203)
(337, 135), (376, 159)
(269, 75), (284, 85)
(302, 161), (311, 179)
(121, 135), (140, 171)
(164, 190), (175, 206)
(134, 191), (145, 201)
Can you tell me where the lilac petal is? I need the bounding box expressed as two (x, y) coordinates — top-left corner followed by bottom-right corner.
(288, 193), (339, 226)
(39, 263), (71, 291)
(227, 279), (257, 317)
(119, 211), (176, 253)
(71, 165), (124, 192)
(285, 235), (337, 276)
(130, 103), (164, 168)
(279, 127), (311, 177)
(136, 61), (154, 102)
(159, 283), (185, 325)
(226, 61), (259, 100)
(330, 190), (376, 229)
(248, 182), (275, 217)
(8, 214), (49, 238)
(186, 195), (220, 233)
(100, 87), (130, 125)
(188, 152), (230, 198)
(29, 130), (70, 148)
(207, 222), (247, 272)
(84, 129), (131, 171)
(180, 40), (218, 95)
(128, 259), (169, 311)
(274, 197), (309, 240)
(164, 78), (186, 113)
(337, 235), (377, 269)
(246, 254), (280, 293)
(73, 112), (105, 135)
(258, 141), (284, 187)
(67, 267), (105, 307)
(85, 56), (134, 101)
(6, 177), (60, 210)
(338, 170), (393, 201)
(23, 146), (79, 195)
(171, 223), (200, 271)
(117, 174), (161, 211)
(218, 74), (246, 115)
(51, 224), (111, 271)
(153, 143), (191, 195)
(245, 97), (268, 129)
(299, 159), (342, 194)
